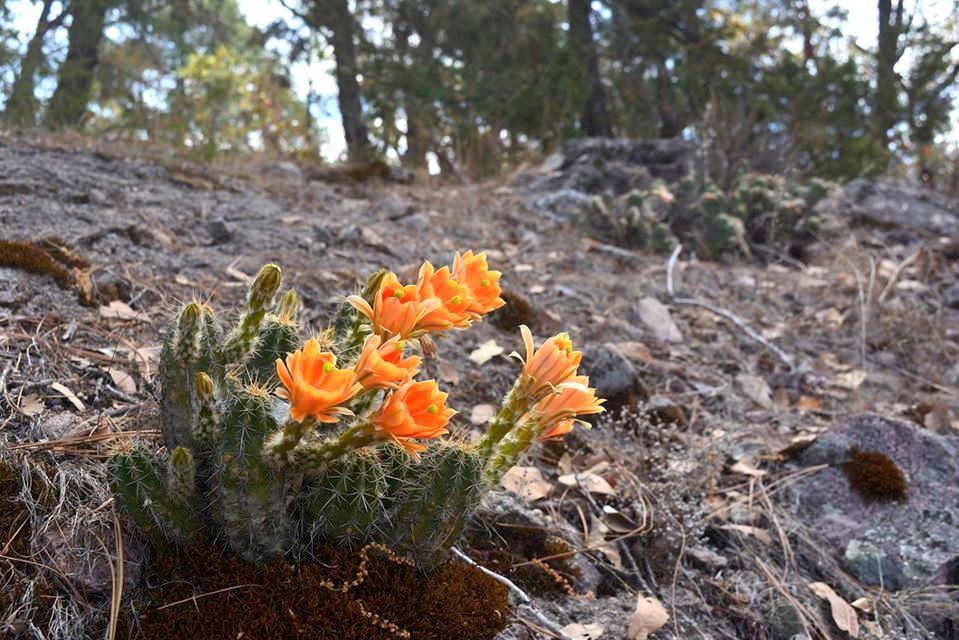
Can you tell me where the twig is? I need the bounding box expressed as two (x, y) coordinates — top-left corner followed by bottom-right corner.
(451, 547), (574, 640)
(877, 248), (921, 304)
(666, 246), (795, 368)
(155, 584), (263, 611)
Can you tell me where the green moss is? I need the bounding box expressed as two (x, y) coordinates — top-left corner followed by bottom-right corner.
(842, 448), (908, 502)
(123, 544), (510, 640)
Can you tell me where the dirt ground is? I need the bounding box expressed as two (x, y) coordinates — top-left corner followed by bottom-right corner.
(1, 130), (958, 639)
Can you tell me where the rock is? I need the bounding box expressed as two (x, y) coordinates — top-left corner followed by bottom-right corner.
(943, 282), (959, 309)
(580, 344), (644, 406)
(42, 522), (146, 596)
(313, 223), (334, 246)
(206, 218), (234, 245)
(837, 178), (959, 237)
(262, 161), (302, 180)
(789, 414), (959, 589)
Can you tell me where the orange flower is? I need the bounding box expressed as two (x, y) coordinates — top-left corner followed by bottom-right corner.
(529, 375), (605, 435)
(517, 325), (583, 399)
(416, 261), (474, 332)
(347, 272), (441, 339)
(452, 250), (505, 316)
(354, 334), (421, 390)
(276, 338), (363, 423)
(538, 419), (575, 441)
(372, 380), (455, 457)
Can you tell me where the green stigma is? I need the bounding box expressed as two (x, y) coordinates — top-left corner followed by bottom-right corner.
(427, 404), (438, 414)
(480, 279), (490, 287)
(395, 340), (406, 351)
(564, 344), (573, 354)
(394, 289), (406, 300)
(323, 362), (334, 373)
(451, 295), (463, 305)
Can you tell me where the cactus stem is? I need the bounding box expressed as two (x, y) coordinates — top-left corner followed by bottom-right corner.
(485, 417), (537, 484)
(475, 380), (529, 458)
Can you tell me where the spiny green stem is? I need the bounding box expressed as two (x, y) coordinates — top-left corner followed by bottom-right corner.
(475, 380), (530, 458)
(486, 419), (538, 484)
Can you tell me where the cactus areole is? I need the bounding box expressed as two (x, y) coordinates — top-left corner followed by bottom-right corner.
(109, 256), (604, 567)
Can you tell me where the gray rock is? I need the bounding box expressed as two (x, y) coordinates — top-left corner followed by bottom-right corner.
(580, 343), (644, 405)
(838, 178), (959, 237)
(206, 218), (234, 245)
(262, 161), (302, 180)
(313, 223), (334, 246)
(790, 414), (959, 589)
(943, 282), (959, 309)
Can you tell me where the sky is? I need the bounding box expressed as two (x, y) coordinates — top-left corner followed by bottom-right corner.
(5, 0), (958, 158)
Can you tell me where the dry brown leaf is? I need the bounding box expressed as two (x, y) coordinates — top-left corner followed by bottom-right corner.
(795, 395), (823, 412)
(735, 373), (773, 409)
(558, 472), (616, 495)
(586, 516), (622, 568)
(729, 459), (768, 478)
(19, 393), (44, 416)
(99, 300), (148, 321)
(850, 597), (873, 613)
(469, 339), (504, 365)
(635, 297), (683, 344)
(627, 595), (669, 640)
(831, 370), (867, 391)
(500, 466), (552, 502)
(50, 382), (85, 412)
(808, 582), (860, 637)
(107, 366), (137, 395)
(720, 524), (774, 547)
(469, 404), (496, 426)
(562, 623), (605, 640)
(437, 360), (460, 386)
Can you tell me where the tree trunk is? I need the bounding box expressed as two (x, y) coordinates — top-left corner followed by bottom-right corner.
(568, 0), (614, 137)
(875, 0), (903, 146)
(314, 0), (372, 161)
(45, 0), (111, 127)
(5, 0), (61, 127)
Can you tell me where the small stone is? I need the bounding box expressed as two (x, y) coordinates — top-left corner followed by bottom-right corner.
(580, 344), (645, 406)
(843, 539), (903, 590)
(314, 224), (334, 246)
(206, 218), (234, 245)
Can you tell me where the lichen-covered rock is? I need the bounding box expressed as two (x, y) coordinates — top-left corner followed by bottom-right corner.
(789, 414), (959, 590)
(580, 343), (645, 407)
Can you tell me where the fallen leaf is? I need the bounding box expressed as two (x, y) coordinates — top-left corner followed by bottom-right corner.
(635, 297), (683, 343)
(469, 339), (504, 364)
(831, 370), (867, 391)
(50, 382), (85, 412)
(514, 263), (534, 272)
(795, 395), (823, 412)
(850, 597), (873, 613)
(19, 393), (44, 416)
(720, 524), (774, 546)
(282, 215), (304, 225)
(729, 459), (768, 478)
(627, 595), (669, 640)
(808, 582), (859, 638)
(558, 472), (616, 495)
(99, 300), (148, 322)
(107, 366), (137, 395)
(586, 516), (622, 568)
(500, 466), (552, 502)
(469, 404), (496, 426)
(174, 274), (190, 285)
(562, 623), (605, 640)
(437, 361), (460, 386)
(735, 373), (773, 409)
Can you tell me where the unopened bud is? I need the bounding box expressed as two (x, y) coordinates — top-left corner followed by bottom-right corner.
(277, 288), (299, 322)
(178, 301), (202, 332)
(195, 372), (214, 399)
(249, 263), (282, 310)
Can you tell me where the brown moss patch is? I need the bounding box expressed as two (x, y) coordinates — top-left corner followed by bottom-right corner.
(842, 448), (908, 502)
(491, 289), (536, 333)
(123, 543), (510, 640)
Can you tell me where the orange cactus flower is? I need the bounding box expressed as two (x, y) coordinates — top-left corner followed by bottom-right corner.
(529, 375), (605, 434)
(354, 334), (421, 390)
(276, 338), (363, 423)
(517, 325), (583, 400)
(372, 380), (455, 458)
(416, 261), (474, 332)
(538, 419), (575, 441)
(347, 272), (441, 339)
(452, 250), (505, 316)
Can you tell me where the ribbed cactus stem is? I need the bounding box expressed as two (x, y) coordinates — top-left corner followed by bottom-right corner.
(168, 446), (196, 504)
(486, 418), (538, 484)
(174, 301), (203, 362)
(475, 380), (529, 458)
(221, 264), (282, 363)
(272, 420), (376, 469)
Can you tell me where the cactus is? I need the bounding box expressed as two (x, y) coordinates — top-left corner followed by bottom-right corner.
(109, 256), (604, 569)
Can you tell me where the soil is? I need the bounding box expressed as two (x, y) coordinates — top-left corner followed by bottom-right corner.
(1, 130), (958, 639)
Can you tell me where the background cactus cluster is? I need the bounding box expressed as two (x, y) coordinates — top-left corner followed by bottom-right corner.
(580, 173), (836, 258)
(109, 255), (603, 568)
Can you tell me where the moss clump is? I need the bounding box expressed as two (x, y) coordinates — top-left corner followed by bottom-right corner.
(0, 239), (74, 288)
(123, 543), (510, 640)
(842, 448), (908, 502)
